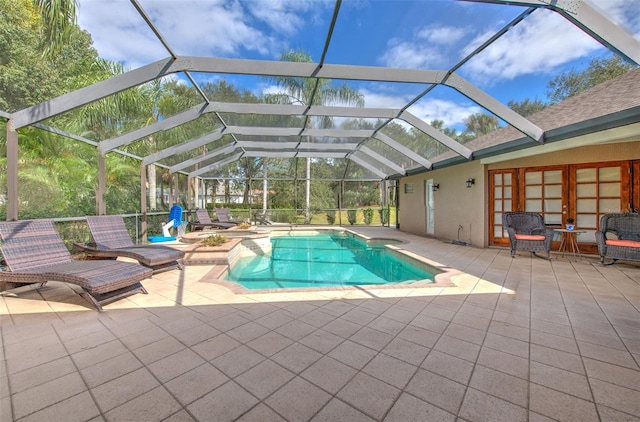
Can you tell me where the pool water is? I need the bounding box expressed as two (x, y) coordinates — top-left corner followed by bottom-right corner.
(225, 232), (435, 290)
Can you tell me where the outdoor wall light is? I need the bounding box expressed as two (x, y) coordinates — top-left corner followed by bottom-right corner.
(432, 183), (440, 191)
(466, 178), (475, 188)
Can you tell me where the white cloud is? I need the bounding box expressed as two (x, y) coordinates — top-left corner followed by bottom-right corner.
(380, 24), (472, 69)
(380, 39), (448, 69)
(243, 0), (315, 36)
(361, 89), (480, 128)
(77, 0), (309, 67)
(416, 25), (469, 45)
(78, 1), (167, 67)
(378, 2), (638, 87)
(136, 1), (276, 56)
(461, 9), (602, 84)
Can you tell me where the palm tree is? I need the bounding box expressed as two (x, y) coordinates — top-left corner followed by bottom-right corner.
(265, 50), (364, 223)
(33, 0), (79, 57)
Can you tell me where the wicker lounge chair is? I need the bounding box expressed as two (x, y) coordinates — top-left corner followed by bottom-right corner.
(254, 210), (273, 225)
(502, 212), (554, 259)
(215, 208), (242, 225)
(78, 215), (185, 273)
(595, 213), (640, 265)
(0, 219), (151, 311)
(189, 209), (235, 231)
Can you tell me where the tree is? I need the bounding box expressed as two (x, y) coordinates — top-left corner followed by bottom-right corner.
(507, 98), (548, 117)
(0, 0), (88, 111)
(33, 0), (78, 57)
(462, 113), (499, 138)
(546, 56), (635, 103)
(264, 50), (364, 223)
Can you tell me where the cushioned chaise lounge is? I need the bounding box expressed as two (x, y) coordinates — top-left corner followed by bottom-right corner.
(0, 219), (152, 311)
(189, 209), (235, 231)
(503, 211), (554, 259)
(78, 215), (185, 273)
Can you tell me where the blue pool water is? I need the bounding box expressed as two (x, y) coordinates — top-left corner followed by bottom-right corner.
(225, 232), (435, 290)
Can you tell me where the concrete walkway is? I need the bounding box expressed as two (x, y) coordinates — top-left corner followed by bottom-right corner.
(1, 227), (638, 421)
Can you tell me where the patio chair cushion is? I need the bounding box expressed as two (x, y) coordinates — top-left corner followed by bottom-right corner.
(514, 234), (546, 241)
(605, 239), (640, 248)
(502, 212), (554, 259)
(596, 213), (640, 264)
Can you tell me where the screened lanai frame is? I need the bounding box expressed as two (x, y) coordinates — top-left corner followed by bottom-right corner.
(3, 0), (640, 222)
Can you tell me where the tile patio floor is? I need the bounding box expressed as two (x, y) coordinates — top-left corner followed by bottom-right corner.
(1, 227), (639, 421)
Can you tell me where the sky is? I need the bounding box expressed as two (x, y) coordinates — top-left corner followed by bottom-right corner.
(76, 0), (640, 131)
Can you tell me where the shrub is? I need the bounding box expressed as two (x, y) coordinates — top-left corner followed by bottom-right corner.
(278, 210), (297, 224)
(201, 234), (228, 247)
(363, 208), (374, 225)
(326, 210), (336, 225)
(347, 209), (358, 225)
(379, 208), (389, 225)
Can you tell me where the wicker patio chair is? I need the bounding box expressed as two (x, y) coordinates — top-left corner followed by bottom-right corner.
(77, 215), (185, 273)
(502, 212), (554, 259)
(0, 219), (151, 311)
(595, 213), (640, 265)
(189, 209), (235, 231)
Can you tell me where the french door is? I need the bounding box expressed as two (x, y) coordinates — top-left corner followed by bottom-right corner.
(490, 170), (516, 247)
(489, 161), (632, 254)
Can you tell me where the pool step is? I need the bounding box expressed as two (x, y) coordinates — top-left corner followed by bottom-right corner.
(181, 238), (243, 266)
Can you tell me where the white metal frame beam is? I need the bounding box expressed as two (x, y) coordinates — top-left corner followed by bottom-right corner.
(11, 56), (543, 144)
(142, 127), (225, 165)
(189, 152), (244, 178)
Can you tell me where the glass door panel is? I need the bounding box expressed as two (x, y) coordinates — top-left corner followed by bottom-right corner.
(489, 170), (516, 245)
(523, 167), (564, 226)
(573, 162), (628, 253)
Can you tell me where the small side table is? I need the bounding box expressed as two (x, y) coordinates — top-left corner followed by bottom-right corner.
(554, 229), (587, 260)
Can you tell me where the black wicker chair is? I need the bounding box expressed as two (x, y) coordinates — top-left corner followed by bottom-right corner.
(595, 213), (640, 265)
(502, 212), (555, 259)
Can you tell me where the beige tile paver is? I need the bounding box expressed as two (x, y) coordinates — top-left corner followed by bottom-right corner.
(1, 227), (638, 421)
(187, 381), (259, 422)
(164, 363), (229, 406)
(310, 398), (375, 422)
(336, 372), (401, 420)
(265, 377), (332, 422)
(300, 356), (357, 394)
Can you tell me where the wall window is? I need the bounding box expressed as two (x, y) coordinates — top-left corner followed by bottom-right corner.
(404, 183), (414, 194)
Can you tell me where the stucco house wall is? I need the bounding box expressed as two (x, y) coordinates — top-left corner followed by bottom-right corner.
(486, 140), (639, 170)
(399, 161), (485, 247)
(398, 141), (639, 247)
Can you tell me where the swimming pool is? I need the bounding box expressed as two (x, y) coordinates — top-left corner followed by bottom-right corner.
(225, 231), (435, 290)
